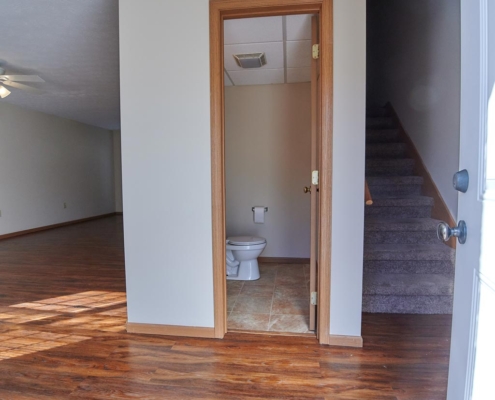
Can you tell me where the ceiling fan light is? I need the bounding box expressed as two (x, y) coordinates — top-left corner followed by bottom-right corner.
(233, 53), (267, 69)
(0, 85), (11, 98)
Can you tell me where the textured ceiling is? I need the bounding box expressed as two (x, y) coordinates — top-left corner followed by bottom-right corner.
(224, 15), (313, 86)
(0, 0), (120, 130)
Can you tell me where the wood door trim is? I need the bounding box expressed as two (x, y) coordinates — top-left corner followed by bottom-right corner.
(210, 0), (333, 345)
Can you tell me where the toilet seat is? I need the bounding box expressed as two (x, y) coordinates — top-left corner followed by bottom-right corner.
(227, 236), (266, 246)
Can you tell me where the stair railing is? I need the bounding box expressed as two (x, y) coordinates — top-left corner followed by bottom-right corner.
(365, 181), (373, 205)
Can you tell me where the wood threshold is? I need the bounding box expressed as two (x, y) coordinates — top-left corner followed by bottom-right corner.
(127, 322), (216, 339)
(386, 103), (456, 249)
(210, 0), (333, 345)
(228, 328), (317, 338)
(0, 212), (120, 241)
(258, 257), (310, 264)
(328, 334), (363, 348)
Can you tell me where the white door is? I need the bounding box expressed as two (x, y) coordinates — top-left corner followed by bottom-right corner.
(446, 0), (495, 398)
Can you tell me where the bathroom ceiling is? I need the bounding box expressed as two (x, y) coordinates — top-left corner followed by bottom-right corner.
(224, 15), (313, 87)
(0, 0), (120, 130)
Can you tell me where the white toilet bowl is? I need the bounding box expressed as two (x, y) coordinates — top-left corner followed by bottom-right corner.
(226, 236), (266, 281)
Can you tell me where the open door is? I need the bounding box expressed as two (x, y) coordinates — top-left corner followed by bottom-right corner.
(444, 0), (495, 397)
(309, 15), (321, 333)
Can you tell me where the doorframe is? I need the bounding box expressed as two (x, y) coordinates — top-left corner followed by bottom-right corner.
(210, 0), (333, 344)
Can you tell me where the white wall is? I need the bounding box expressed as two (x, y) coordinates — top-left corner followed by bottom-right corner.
(330, 0), (366, 337)
(119, 0), (214, 327)
(113, 130), (123, 213)
(225, 83), (311, 258)
(367, 0), (461, 218)
(119, 0), (365, 337)
(0, 102), (115, 235)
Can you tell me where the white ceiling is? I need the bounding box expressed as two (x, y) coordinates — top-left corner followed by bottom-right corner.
(224, 15), (313, 86)
(0, 0), (120, 130)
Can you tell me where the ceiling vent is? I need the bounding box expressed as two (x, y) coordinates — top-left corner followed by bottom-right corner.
(233, 53), (267, 69)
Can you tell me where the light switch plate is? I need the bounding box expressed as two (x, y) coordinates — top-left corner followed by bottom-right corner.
(312, 170), (319, 185)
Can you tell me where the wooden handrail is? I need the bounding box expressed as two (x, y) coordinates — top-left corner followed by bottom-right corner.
(365, 181), (373, 205)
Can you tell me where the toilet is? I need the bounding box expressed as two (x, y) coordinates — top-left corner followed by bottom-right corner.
(226, 236), (266, 281)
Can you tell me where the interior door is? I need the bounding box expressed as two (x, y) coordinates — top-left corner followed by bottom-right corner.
(445, 0), (495, 398)
(309, 15), (321, 332)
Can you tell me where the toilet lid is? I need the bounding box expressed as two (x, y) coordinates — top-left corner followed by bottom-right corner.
(227, 236), (266, 245)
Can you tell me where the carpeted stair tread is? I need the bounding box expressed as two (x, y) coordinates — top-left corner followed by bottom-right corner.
(369, 195), (434, 206)
(362, 295), (453, 314)
(365, 196), (434, 218)
(363, 273), (454, 296)
(366, 143), (406, 158)
(366, 176), (424, 186)
(366, 129), (400, 143)
(365, 217), (440, 231)
(364, 260), (454, 275)
(366, 158), (415, 176)
(364, 219), (440, 245)
(367, 176), (423, 196)
(364, 243), (455, 262)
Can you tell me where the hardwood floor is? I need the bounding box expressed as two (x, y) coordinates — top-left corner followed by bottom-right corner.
(0, 216), (451, 399)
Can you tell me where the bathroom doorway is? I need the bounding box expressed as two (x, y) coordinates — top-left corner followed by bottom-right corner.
(223, 14), (318, 335)
(210, 0), (333, 345)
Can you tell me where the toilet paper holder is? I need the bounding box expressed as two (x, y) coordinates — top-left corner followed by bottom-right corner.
(252, 207), (268, 212)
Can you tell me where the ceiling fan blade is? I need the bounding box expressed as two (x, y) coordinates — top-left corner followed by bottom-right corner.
(0, 85), (11, 98)
(2, 80), (44, 94)
(0, 75), (45, 83)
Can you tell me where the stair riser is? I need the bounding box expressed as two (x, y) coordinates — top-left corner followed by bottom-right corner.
(366, 132), (399, 143)
(368, 184), (422, 196)
(366, 118), (395, 129)
(365, 206), (432, 218)
(362, 295), (453, 314)
(366, 144), (406, 158)
(364, 231), (439, 245)
(366, 108), (389, 117)
(364, 260), (454, 275)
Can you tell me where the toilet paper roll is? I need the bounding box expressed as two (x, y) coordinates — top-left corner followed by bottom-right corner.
(253, 206), (265, 224)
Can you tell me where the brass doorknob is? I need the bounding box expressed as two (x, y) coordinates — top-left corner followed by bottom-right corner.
(304, 186), (311, 194)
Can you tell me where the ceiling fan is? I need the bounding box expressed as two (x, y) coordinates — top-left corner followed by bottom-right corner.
(0, 66), (45, 98)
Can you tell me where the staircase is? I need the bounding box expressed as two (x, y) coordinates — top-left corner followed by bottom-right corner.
(363, 107), (455, 314)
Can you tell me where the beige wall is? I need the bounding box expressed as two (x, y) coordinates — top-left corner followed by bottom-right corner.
(0, 102), (115, 235)
(225, 83), (311, 258)
(119, 0), (366, 337)
(113, 130), (123, 213)
(120, 0), (214, 328)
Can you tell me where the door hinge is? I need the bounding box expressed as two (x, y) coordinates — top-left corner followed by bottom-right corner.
(312, 170), (319, 185)
(311, 291), (318, 305)
(312, 44), (320, 60)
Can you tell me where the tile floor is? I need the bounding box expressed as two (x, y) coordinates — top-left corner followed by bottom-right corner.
(227, 263), (313, 333)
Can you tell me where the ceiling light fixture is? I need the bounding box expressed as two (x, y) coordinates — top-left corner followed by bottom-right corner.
(233, 53), (267, 69)
(0, 85), (11, 98)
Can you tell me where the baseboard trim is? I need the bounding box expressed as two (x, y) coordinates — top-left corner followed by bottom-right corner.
(126, 322), (216, 338)
(386, 103), (456, 249)
(328, 334), (363, 348)
(258, 257), (310, 264)
(0, 212), (119, 241)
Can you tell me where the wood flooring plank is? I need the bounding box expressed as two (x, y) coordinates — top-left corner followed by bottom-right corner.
(0, 216), (451, 399)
